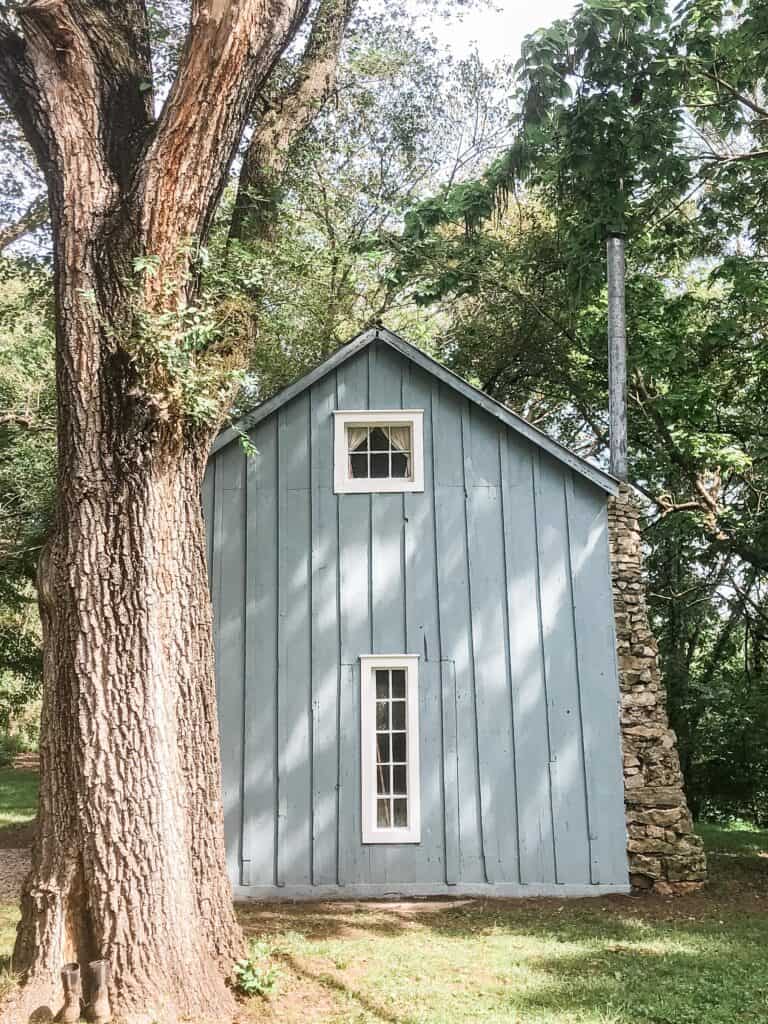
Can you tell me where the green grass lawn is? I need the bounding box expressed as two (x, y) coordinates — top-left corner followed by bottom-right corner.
(0, 768), (38, 830)
(0, 768), (767, 1023)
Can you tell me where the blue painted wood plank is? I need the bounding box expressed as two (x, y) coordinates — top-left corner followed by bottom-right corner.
(433, 383), (484, 882)
(440, 659), (460, 884)
(276, 396), (312, 886)
(401, 363), (447, 884)
(212, 442), (245, 885)
(336, 353), (371, 883)
(566, 473), (628, 885)
(534, 452), (591, 884)
(242, 417), (278, 887)
(310, 374), (340, 885)
(370, 343), (406, 657)
(368, 344), (411, 882)
(464, 410), (519, 884)
(500, 436), (555, 884)
(336, 663), (358, 886)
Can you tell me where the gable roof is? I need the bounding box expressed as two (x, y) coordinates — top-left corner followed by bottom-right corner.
(212, 326), (618, 495)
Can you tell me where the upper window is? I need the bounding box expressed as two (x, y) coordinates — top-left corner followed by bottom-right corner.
(334, 411), (424, 494)
(360, 654), (420, 844)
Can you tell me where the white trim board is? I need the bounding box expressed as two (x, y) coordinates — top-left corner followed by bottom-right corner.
(334, 411), (425, 494)
(360, 654), (421, 843)
(232, 881), (631, 901)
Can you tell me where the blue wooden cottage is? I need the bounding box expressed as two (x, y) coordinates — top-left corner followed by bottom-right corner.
(204, 326), (629, 899)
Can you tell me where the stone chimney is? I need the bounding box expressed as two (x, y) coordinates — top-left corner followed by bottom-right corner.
(609, 484), (707, 892)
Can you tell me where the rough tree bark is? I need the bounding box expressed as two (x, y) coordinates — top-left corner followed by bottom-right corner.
(229, 0), (356, 242)
(0, 1), (344, 1021)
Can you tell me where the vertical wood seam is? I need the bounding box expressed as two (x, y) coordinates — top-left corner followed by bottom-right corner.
(401, 367), (408, 650)
(308, 392), (315, 887)
(497, 430), (523, 884)
(334, 370), (344, 887)
(563, 472), (597, 884)
(238, 447), (248, 885)
(460, 401), (490, 884)
(275, 414), (283, 887)
(531, 450), (559, 883)
(430, 383), (455, 884)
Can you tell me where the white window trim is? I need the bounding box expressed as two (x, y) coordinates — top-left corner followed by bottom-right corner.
(360, 654), (421, 844)
(333, 410), (424, 494)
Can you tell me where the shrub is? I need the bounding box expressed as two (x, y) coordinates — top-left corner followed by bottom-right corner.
(233, 941), (281, 998)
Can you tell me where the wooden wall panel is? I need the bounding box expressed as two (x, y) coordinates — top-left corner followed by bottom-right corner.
(501, 437), (556, 884)
(206, 339), (628, 896)
(566, 474), (628, 883)
(242, 417), (278, 886)
(464, 408), (519, 884)
(432, 385), (485, 882)
(212, 441), (245, 884)
(276, 395), (312, 886)
(534, 452), (591, 883)
(310, 373), (341, 885)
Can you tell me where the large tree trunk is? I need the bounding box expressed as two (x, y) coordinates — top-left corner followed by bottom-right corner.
(5, 181), (242, 1021)
(0, 1), (355, 1017)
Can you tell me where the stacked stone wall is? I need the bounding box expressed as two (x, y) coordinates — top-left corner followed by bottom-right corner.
(608, 484), (707, 892)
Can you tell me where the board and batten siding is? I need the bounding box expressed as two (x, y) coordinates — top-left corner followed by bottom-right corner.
(203, 340), (629, 898)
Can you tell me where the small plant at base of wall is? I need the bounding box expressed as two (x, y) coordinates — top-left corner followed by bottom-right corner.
(233, 941), (281, 998)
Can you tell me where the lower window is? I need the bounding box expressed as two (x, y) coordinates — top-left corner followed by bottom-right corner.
(360, 654), (420, 844)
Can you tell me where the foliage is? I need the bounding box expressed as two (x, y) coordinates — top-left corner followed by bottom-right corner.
(0, 259), (52, 729)
(233, 941), (281, 998)
(129, 251), (259, 427)
(220, 16), (515, 399)
(0, 767), (38, 830)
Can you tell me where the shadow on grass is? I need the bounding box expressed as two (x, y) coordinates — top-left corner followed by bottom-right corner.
(244, 908), (768, 1024)
(276, 950), (413, 1024)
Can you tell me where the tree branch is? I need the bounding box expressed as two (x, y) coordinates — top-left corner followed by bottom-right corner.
(229, 0), (356, 242)
(0, 192), (48, 251)
(0, 14), (51, 170)
(141, 0), (311, 284)
(700, 69), (768, 122)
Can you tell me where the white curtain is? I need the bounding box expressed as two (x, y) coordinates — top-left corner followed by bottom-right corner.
(347, 426), (368, 452)
(388, 425), (411, 452)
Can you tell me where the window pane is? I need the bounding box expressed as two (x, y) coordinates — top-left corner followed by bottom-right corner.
(375, 670), (389, 700)
(392, 764), (407, 795)
(369, 427), (390, 452)
(377, 799), (391, 827)
(370, 453), (389, 478)
(391, 670), (406, 699)
(377, 764), (391, 795)
(376, 733), (390, 763)
(350, 452), (369, 479)
(391, 701), (406, 730)
(391, 451), (410, 479)
(393, 799), (408, 827)
(392, 733), (406, 762)
(376, 702), (388, 730)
